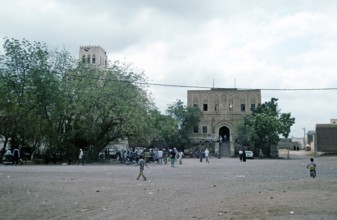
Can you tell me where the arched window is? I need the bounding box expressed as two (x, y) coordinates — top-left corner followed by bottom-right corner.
(214, 95), (219, 112)
(203, 95), (208, 111)
(251, 96), (256, 111)
(193, 95), (199, 107)
(229, 95), (233, 111)
(240, 95), (246, 112)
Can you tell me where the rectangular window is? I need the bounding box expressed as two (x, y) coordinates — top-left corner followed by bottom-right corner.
(229, 104), (233, 111)
(215, 104), (219, 111)
(194, 126), (199, 133)
(203, 104), (208, 111)
(241, 104), (246, 112)
(92, 54), (96, 64)
(251, 104), (256, 111)
(82, 55), (86, 63)
(202, 126), (207, 134)
(87, 55), (91, 63)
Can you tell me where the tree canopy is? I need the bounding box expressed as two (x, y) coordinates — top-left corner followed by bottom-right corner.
(239, 98), (295, 157)
(0, 38), (152, 162)
(165, 99), (203, 150)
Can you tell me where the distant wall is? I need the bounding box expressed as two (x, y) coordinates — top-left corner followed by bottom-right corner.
(315, 124), (337, 153)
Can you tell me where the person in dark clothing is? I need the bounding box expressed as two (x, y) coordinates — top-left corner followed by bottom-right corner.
(170, 149), (176, 167)
(239, 148), (243, 161)
(242, 149), (246, 162)
(12, 147), (20, 165)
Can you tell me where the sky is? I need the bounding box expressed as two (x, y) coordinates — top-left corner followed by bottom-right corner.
(1, 0), (337, 138)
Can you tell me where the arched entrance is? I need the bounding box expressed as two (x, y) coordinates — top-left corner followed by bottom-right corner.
(219, 126), (230, 142)
(219, 126), (231, 156)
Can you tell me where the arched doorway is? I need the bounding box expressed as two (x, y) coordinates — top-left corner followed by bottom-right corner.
(219, 126), (230, 156)
(219, 126), (230, 142)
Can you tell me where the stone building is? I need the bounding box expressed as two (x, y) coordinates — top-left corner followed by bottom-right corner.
(187, 88), (261, 156)
(315, 123), (337, 154)
(79, 45), (107, 68)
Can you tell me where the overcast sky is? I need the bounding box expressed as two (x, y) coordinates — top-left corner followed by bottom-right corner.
(1, 0), (337, 138)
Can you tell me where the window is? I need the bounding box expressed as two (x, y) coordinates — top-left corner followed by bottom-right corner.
(241, 104), (246, 112)
(82, 55), (86, 63)
(194, 126), (199, 133)
(202, 126), (207, 134)
(87, 55), (91, 63)
(240, 96), (246, 112)
(214, 95), (219, 112)
(203, 96), (208, 111)
(92, 54), (96, 64)
(251, 104), (256, 111)
(229, 96), (233, 111)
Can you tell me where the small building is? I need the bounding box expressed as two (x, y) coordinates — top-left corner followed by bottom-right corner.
(315, 124), (337, 154)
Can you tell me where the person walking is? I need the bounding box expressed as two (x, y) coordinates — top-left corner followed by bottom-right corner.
(136, 155), (148, 181)
(78, 149), (84, 165)
(307, 158), (317, 179)
(242, 149), (246, 162)
(178, 150), (184, 165)
(204, 148), (210, 163)
(259, 149), (263, 160)
(239, 148), (243, 161)
(170, 149), (176, 167)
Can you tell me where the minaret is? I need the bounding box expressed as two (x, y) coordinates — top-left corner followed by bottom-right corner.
(79, 45), (107, 68)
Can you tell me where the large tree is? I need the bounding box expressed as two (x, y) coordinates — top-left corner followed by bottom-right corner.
(0, 38), (64, 158)
(0, 38), (152, 162)
(241, 98), (295, 157)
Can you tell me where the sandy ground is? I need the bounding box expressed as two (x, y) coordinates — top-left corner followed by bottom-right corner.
(1, 151), (337, 220)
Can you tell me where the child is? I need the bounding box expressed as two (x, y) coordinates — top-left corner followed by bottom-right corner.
(306, 158), (317, 179)
(136, 155), (148, 181)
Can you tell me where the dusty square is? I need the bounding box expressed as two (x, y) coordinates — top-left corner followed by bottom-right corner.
(1, 152), (337, 220)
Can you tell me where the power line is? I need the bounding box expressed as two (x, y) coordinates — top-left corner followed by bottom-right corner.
(145, 82), (337, 91)
(65, 74), (337, 91)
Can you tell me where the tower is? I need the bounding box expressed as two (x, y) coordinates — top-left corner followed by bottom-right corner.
(79, 45), (107, 68)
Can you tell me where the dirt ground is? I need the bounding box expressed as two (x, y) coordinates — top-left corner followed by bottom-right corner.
(1, 150), (337, 220)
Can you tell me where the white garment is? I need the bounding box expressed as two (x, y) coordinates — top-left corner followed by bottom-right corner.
(79, 150), (84, 159)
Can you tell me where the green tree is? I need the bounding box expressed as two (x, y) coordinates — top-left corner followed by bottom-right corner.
(243, 98), (295, 157)
(0, 38), (153, 163)
(0, 38), (63, 157)
(60, 61), (151, 161)
(166, 100), (202, 150)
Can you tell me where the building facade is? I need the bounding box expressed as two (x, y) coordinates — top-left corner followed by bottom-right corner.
(187, 88), (261, 156)
(315, 124), (337, 154)
(79, 45), (107, 68)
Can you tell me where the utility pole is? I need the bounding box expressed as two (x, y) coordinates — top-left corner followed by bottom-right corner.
(303, 127), (306, 147)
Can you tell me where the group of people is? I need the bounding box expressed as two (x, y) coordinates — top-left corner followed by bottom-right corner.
(197, 148), (210, 163)
(136, 147), (184, 181)
(2, 147), (23, 165)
